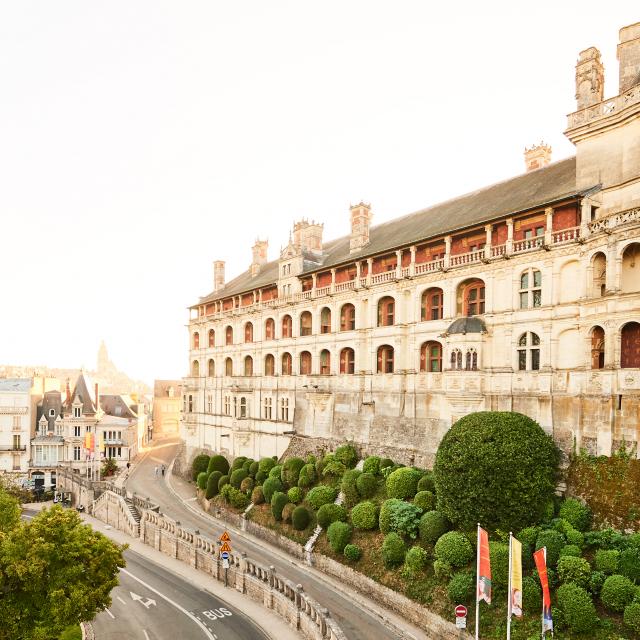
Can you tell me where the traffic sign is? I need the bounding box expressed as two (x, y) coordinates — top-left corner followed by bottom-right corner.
(456, 617), (467, 629)
(219, 531), (231, 542)
(455, 605), (467, 618)
(221, 551), (230, 560)
(220, 541), (232, 553)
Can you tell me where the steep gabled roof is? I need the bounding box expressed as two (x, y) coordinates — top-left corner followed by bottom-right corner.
(68, 372), (97, 416)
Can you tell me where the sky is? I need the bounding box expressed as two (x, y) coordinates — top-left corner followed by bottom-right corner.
(0, 2), (637, 385)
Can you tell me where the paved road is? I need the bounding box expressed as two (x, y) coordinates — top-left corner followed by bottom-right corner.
(128, 440), (403, 640)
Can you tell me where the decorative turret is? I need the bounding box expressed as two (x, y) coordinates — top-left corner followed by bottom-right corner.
(618, 22), (640, 93)
(293, 219), (323, 255)
(524, 143), (552, 172)
(349, 202), (372, 253)
(250, 239), (268, 277)
(213, 260), (225, 292)
(575, 47), (604, 110)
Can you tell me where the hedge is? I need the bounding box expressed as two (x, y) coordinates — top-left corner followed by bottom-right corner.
(601, 574), (636, 612)
(556, 583), (598, 634)
(414, 491), (435, 512)
(271, 491), (288, 521)
(382, 533), (406, 568)
(292, 506), (311, 531)
(281, 503), (295, 524)
(205, 472), (221, 499)
(230, 468), (248, 489)
(341, 469), (362, 506)
(262, 476), (284, 503)
(287, 486), (303, 504)
(624, 602), (640, 633)
(344, 544), (361, 562)
(334, 444), (358, 468)
(327, 521), (352, 553)
(385, 467), (421, 499)
(281, 457), (306, 486)
(362, 456), (381, 476)
(522, 575), (542, 612)
(217, 474), (230, 493)
(269, 465), (283, 480)
(404, 546), (428, 573)
(557, 555), (591, 589)
(535, 530), (565, 568)
(192, 454), (210, 481)
(208, 454), (230, 475)
(447, 572), (474, 603)
(231, 456), (248, 472)
(595, 549), (620, 575)
(434, 411), (560, 531)
(251, 486), (265, 505)
(489, 542), (509, 590)
(351, 501), (379, 530)
(619, 547), (640, 583)
(419, 511), (450, 545)
(558, 498), (592, 532)
(434, 532), (473, 568)
(240, 477), (254, 494)
(417, 472), (435, 493)
(258, 457), (276, 474)
(307, 485), (337, 510)
(297, 463), (317, 488)
(356, 473), (377, 498)
(196, 471), (208, 491)
(317, 503), (347, 529)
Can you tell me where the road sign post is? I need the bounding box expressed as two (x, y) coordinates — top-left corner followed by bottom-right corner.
(219, 532), (232, 586)
(455, 605), (467, 629)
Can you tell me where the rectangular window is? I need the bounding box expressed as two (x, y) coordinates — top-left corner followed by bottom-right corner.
(532, 290), (542, 307)
(519, 292), (528, 309)
(12, 415), (20, 429)
(518, 350), (527, 371)
(531, 349), (540, 371)
(13, 435), (21, 449)
(86, 425), (91, 433)
(224, 396), (230, 415)
(264, 397), (272, 420)
(74, 426), (81, 437)
(207, 394), (213, 413)
(73, 446), (81, 461)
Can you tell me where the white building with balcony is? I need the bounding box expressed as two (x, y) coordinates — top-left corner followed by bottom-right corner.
(0, 379), (32, 475)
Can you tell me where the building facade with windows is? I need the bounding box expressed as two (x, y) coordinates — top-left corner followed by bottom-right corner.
(182, 24), (640, 466)
(0, 379), (33, 475)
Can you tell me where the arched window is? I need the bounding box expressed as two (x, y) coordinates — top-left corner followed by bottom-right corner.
(621, 322), (640, 368)
(518, 332), (540, 371)
(621, 243), (640, 294)
(244, 322), (254, 343)
(420, 341), (442, 372)
(376, 345), (394, 373)
(459, 279), (485, 316)
(225, 326), (233, 345)
(244, 355), (253, 376)
(208, 358), (215, 377)
(208, 329), (215, 347)
(591, 326), (605, 370)
(591, 252), (607, 298)
(320, 349), (331, 375)
(377, 297), (395, 326)
(265, 318), (275, 340)
(225, 357), (233, 377)
(282, 315), (292, 338)
(421, 288), (443, 321)
(465, 348), (478, 371)
(450, 349), (463, 370)
(192, 360), (200, 377)
(281, 352), (292, 375)
(340, 348), (355, 374)
(340, 304), (356, 331)
(264, 354), (275, 376)
(300, 311), (312, 336)
(519, 269), (542, 309)
(193, 332), (200, 349)
(320, 307), (332, 334)
(299, 351), (312, 375)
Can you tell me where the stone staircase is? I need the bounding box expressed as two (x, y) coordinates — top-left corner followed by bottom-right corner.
(124, 498), (141, 527)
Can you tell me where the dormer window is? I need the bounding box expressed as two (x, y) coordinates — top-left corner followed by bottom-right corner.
(74, 407), (81, 418)
(49, 409), (55, 417)
(282, 263), (291, 276)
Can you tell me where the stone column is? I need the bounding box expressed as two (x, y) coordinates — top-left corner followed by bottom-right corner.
(444, 236), (451, 270)
(506, 218), (514, 255)
(580, 201), (591, 240)
(330, 268), (336, 294)
(311, 273), (317, 295)
(484, 224), (492, 260)
(395, 250), (402, 279)
(544, 207), (554, 246)
(409, 246), (416, 276)
(366, 258), (373, 286)
(355, 261), (361, 289)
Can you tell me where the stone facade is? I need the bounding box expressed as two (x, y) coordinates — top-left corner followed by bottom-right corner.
(182, 24), (640, 467)
(0, 379), (34, 476)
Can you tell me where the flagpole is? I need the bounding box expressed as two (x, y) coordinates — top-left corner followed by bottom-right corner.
(507, 532), (512, 640)
(541, 547), (546, 640)
(475, 523), (480, 640)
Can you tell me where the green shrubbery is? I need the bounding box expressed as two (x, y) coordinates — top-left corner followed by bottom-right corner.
(307, 486), (337, 510)
(327, 521), (352, 553)
(556, 583), (598, 634)
(297, 463), (317, 488)
(595, 549), (620, 575)
(624, 602), (640, 633)
(535, 529), (565, 567)
(262, 477), (284, 503)
(249, 461), (259, 477)
(192, 454), (210, 481)
(292, 506), (311, 531)
(404, 546), (428, 574)
(559, 544), (581, 558)
(385, 467), (421, 499)
(251, 486), (265, 504)
(351, 501), (378, 530)
(417, 472), (435, 493)
(434, 532), (473, 568)
(362, 456), (381, 476)
(231, 456), (247, 472)
(258, 457), (276, 475)
(317, 503), (347, 529)
(220, 484), (250, 510)
(517, 526), (540, 548)
(589, 570), (606, 595)
(378, 499), (421, 538)
(382, 533), (406, 567)
(271, 492), (288, 521)
(356, 473), (377, 498)
(600, 574), (636, 612)
(334, 444), (358, 468)
(287, 487), (303, 504)
(196, 471), (208, 491)
(344, 544), (361, 562)
(413, 491), (435, 512)
(230, 468), (248, 489)
(341, 469), (361, 506)
(522, 575), (542, 612)
(205, 471), (222, 499)
(557, 555), (591, 588)
(269, 465), (283, 480)
(281, 458), (305, 486)
(281, 503), (295, 524)
(240, 477), (254, 494)
(208, 454), (230, 475)
(218, 474), (230, 492)
(489, 542), (509, 590)
(558, 498), (592, 532)
(447, 572), (474, 603)
(619, 547), (640, 583)
(419, 511), (450, 544)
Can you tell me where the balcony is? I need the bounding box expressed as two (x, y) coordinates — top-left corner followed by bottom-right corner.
(588, 207), (640, 235)
(567, 84), (640, 130)
(0, 445), (26, 452)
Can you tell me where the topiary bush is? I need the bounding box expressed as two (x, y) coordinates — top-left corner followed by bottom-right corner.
(240, 477), (254, 494)
(196, 471), (209, 491)
(624, 602), (640, 634)
(287, 486), (303, 504)
(229, 487), (250, 510)
(192, 454), (210, 481)
(208, 454), (230, 475)
(559, 544), (582, 558)
(334, 444), (358, 468)
(251, 485), (265, 505)
(589, 570), (606, 595)
(292, 506), (311, 531)
(351, 501), (379, 530)
(385, 467), (421, 499)
(230, 468), (248, 489)
(489, 542), (509, 591)
(271, 491), (288, 521)
(258, 457), (276, 475)
(269, 464), (283, 480)
(601, 574), (636, 612)
(434, 532), (473, 568)
(255, 470), (267, 484)
(327, 521), (352, 553)
(382, 532), (406, 567)
(249, 461), (259, 477)
(434, 411), (560, 531)
(378, 499), (421, 538)
(414, 491), (435, 512)
(206, 471), (222, 499)
(404, 546), (428, 574)
(341, 469), (362, 506)
(231, 456), (248, 471)
(217, 474), (229, 493)
(322, 460), (347, 478)
(535, 529), (565, 568)
(419, 511), (451, 545)
(362, 456), (381, 476)
(556, 583), (598, 634)
(585, 528), (627, 551)
(242, 459), (253, 473)
(307, 485), (337, 510)
(317, 503), (347, 529)
(297, 463), (317, 488)
(565, 527), (584, 548)
(517, 526), (540, 548)
(281, 457), (305, 487)
(417, 472), (435, 493)
(379, 458), (394, 473)
(344, 544), (361, 562)
(356, 472), (377, 498)
(281, 503), (295, 524)
(619, 547), (640, 583)
(595, 549), (620, 575)
(557, 555), (591, 589)
(447, 572), (474, 603)
(558, 498), (592, 532)
(434, 559), (453, 581)
(522, 575), (542, 612)
(262, 476), (284, 503)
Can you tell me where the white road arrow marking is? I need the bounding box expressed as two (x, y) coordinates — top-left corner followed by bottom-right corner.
(130, 591), (157, 608)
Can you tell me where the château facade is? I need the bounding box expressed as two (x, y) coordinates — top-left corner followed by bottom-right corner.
(182, 23), (640, 467)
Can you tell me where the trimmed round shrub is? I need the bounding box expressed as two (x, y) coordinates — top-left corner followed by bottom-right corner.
(419, 511), (451, 545)
(404, 546), (428, 573)
(417, 472), (435, 493)
(196, 471), (208, 491)
(240, 477), (254, 494)
(317, 503), (347, 529)
(344, 544), (361, 562)
(585, 528), (626, 550)
(281, 503), (295, 524)
(362, 456), (381, 476)
(262, 476), (284, 503)
(231, 456), (248, 471)
(271, 491), (288, 521)
(382, 532), (406, 567)
(589, 570), (606, 595)
(229, 487), (250, 510)
(192, 454), (210, 481)
(258, 457), (276, 474)
(322, 460), (347, 478)
(378, 499), (421, 538)
(217, 474), (229, 492)
(627, 533), (640, 550)
(379, 457), (394, 472)
(208, 454), (230, 475)
(249, 461), (259, 477)
(230, 468), (248, 489)
(559, 544), (582, 558)
(292, 506), (311, 531)
(307, 485), (337, 510)
(281, 457), (305, 487)
(535, 529), (565, 568)
(206, 471), (222, 499)
(601, 574), (636, 612)
(306, 454), (316, 465)
(624, 602), (640, 633)
(565, 527), (584, 548)
(522, 575), (542, 612)
(559, 498), (592, 532)
(434, 411), (560, 531)
(557, 555), (591, 589)
(269, 465), (283, 480)
(434, 559), (453, 581)
(341, 469), (362, 506)
(327, 521), (352, 553)
(556, 583), (598, 634)
(351, 501), (378, 530)
(595, 549), (620, 575)
(241, 460), (253, 474)
(489, 542), (509, 590)
(414, 491), (435, 512)
(435, 532), (473, 568)
(251, 486), (265, 504)
(297, 463), (317, 488)
(356, 473), (377, 498)
(386, 467), (421, 499)
(517, 526), (540, 548)
(619, 547), (640, 583)
(255, 470), (267, 484)
(334, 444), (358, 468)
(447, 572), (474, 603)
(287, 486), (303, 504)
(315, 455), (330, 477)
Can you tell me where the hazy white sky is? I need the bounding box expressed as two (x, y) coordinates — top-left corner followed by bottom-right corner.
(1, 2), (637, 384)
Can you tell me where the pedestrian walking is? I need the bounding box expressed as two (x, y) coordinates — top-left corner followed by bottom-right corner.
(161, 465), (165, 477)
(154, 465), (158, 477)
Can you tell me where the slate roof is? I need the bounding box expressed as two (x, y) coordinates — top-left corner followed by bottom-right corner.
(67, 372), (97, 416)
(0, 378), (31, 392)
(196, 157), (593, 306)
(99, 394), (137, 419)
(154, 380), (182, 398)
(36, 390), (63, 432)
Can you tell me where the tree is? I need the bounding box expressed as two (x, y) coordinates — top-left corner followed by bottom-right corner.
(101, 457), (118, 477)
(0, 502), (126, 640)
(0, 490), (20, 533)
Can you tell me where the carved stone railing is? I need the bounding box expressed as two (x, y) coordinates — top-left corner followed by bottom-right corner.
(370, 271), (396, 285)
(334, 280), (355, 293)
(588, 206), (640, 235)
(415, 258), (444, 274)
(567, 84), (640, 130)
(552, 226), (580, 244)
(512, 236), (544, 254)
(450, 249), (483, 267)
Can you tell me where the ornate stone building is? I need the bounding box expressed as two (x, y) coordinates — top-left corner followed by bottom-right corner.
(183, 23), (640, 466)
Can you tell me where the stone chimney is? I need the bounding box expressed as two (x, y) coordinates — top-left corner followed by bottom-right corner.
(524, 143), (552, 172)
(250, 239), (268, 277)
(293, 219), (323, 255)
(349, 202), (372, 253)
(213, 260), (225, 292)
(576, 47), (604, 110)
(618, 22), (640, 93)
(65, 379), (71, 405)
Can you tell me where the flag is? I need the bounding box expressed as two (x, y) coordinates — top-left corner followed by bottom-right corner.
(84, 432), (94, 453)
(510, 536), (523, 618)
(477, 526), (492, 604)
(533, 548), (554, 634)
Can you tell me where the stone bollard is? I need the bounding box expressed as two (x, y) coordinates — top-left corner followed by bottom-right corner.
(321, 608), (330, 636)
(295, 584), (304, 630)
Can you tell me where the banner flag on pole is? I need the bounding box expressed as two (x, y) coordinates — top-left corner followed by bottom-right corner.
(477, 526), (492, 604)
(510, 536), (523, 619)
(533, 548), (554, 634)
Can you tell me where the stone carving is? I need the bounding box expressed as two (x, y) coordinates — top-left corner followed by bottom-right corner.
(576, 47), (604, 110)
